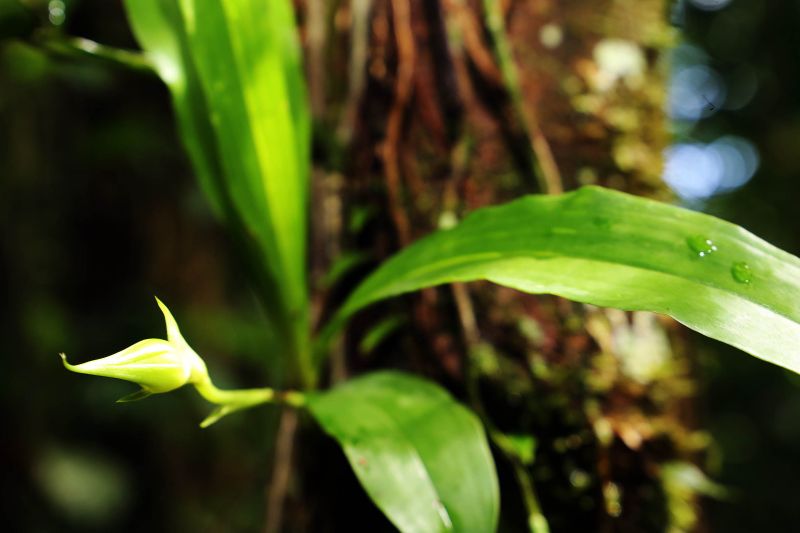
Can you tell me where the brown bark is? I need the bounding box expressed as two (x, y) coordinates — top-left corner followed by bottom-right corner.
(300, 0), (706, 530)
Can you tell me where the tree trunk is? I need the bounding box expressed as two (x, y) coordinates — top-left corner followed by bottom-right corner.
(301, 0), (706, 530)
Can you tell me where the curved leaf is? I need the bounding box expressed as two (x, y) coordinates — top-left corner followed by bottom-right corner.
(307, 372), (499, 533)
(342, 186), (800, 375)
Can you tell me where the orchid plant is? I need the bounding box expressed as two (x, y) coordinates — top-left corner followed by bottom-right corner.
(59, 1), (800, 532)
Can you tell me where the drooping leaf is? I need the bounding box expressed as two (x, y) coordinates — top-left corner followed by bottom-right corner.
(342, 186), (800, 375)
(307, 371), (499, 533)
(122, 0), (311, 379)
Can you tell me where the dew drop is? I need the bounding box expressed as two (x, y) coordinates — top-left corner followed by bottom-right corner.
(687, 235), (718, 257)
(731, 262), (752, 284)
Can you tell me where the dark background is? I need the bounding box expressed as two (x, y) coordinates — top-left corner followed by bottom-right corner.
(1, 0), (799, 531)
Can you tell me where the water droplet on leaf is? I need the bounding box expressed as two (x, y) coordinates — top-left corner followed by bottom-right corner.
(688, 235), (718, 257)
(731, 262), (752, 284)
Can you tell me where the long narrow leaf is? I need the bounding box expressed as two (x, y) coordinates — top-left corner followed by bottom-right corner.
(342, 186), (800, 375)
(123, 0), (311, 378)
(122, 0), (226, 218)
(307, 371), (500, 533)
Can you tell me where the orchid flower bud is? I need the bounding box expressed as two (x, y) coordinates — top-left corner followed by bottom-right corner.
(61, 298), (209, 402)
(61, 298), (303, 426)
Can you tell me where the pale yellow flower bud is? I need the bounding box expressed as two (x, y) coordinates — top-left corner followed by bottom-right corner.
(61, 298), (302, 426)
(61, 298), (208, 400)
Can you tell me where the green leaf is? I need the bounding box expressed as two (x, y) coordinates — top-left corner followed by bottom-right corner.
(122, 0), (311, 380)
(342, 186), (800, 375)
(121, 0), (224, 213)
(307, 371), (499, 533)
(358, 315), (406, 356)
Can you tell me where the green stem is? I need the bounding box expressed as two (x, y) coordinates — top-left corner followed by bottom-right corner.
(295, 330), (315, 391)
(510, 460), (550, 533)
(192, 378), (305, 428)
(194, 378), (306, 408)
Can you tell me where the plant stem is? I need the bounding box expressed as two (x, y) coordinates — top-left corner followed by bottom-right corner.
(192, 378), (305, 429)
(194, 378), (306, 409)
(263, 409), (299, 533)
(511, 461), (550, 533)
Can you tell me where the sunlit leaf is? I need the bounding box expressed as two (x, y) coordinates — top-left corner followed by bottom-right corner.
(307, 371), (499, 533)
(122, 0), (311, 379)
(342, 186), (800, 375)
